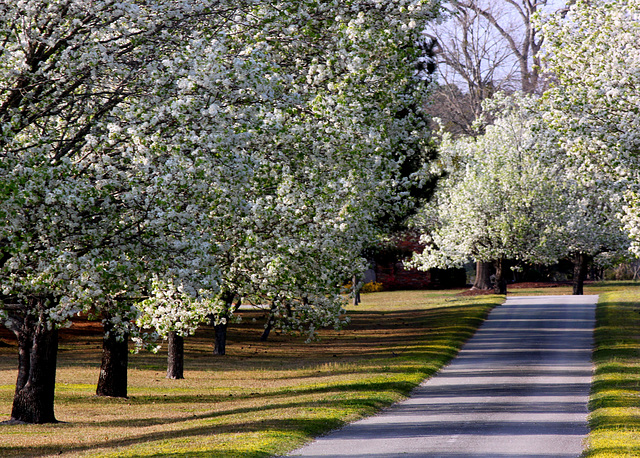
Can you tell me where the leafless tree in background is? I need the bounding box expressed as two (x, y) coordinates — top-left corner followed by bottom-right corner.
(425, 0), (548, 137)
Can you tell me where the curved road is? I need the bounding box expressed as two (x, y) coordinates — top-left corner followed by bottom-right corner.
(288, 294), (597, 458)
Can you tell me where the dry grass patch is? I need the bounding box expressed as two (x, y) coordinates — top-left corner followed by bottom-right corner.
(0, 289), (502, 457)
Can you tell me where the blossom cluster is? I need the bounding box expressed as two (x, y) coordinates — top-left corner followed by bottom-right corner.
(538, 0), (640, 256)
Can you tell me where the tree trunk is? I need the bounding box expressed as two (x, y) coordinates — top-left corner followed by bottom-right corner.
(472, 261), (493, 290)
(572, 252), (590, 296)
(211, 293), (239, 356)
(260, 309), (274, 342)
(352, 274), (361, 305)
(213, 322), (227, 355)
(493, 258), (508, 295)
(166, 331), (184, 380)
(10, 307), (59, 424)
(96, 320), (129, 398)
(260, 321), (273, 342)
(260, 302), (278, 342)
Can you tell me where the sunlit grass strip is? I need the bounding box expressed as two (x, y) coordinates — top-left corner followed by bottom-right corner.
(0, 291), (502, 458)
(583, 287), (640, 458)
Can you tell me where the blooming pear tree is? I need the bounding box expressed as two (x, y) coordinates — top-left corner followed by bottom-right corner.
(0, 0), (269, 421)
(538, 0), (640, 256)
(556, 182), (630, 294)
(412, 90), (632, 294)
(136, 0), (442, 355)
(233, 0), (440, 343)
(410, 94), (563, 293)
(1, 0), (442, 419)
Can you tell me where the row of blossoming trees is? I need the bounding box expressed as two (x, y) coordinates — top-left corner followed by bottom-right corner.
(410, 0), (640, 295)
(0, 0), (440, 423)
(2, 0), (640, 426)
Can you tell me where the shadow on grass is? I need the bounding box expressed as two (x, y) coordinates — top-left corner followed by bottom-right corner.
(594, 362), (640, 376)
(132, 307), (487, 374)
(589, 414), (640, 430)
(589, 392), (640, 411)
(582, 445), (640, 458)
(0, 298), (502, 458)
(55, 377), (423, 430)
(0, 415), (352, 457)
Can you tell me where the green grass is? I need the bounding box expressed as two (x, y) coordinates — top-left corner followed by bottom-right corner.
(0, 289), (503, 457)
(582, 283), (640, 458)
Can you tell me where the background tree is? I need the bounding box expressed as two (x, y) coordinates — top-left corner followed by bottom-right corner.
(410, 94), (562, 293)
(424, 0), (552, 289)
(414, 90), (632, 295)
(425, 0), (548, 136)
(547, 176), (630, 294)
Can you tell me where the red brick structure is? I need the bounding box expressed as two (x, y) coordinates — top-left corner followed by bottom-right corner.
(373, 232), (466, 290)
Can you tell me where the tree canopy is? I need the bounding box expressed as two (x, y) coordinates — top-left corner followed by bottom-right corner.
(538, 0), (640, 256)
(0, 0), (441, 422)
(410, 94), (562, 292)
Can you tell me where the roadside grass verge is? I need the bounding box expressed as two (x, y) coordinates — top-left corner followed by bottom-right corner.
(582, 283), (640, 458)
(0, 290), (502, 457)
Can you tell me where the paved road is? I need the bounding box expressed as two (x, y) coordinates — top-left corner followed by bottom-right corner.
(288, 295), (597, 458)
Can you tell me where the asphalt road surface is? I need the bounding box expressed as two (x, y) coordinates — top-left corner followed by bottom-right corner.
(288, 294), (597, 458)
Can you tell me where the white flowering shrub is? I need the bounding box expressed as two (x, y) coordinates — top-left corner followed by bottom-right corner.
(412, 90), (632, 281)
(411, 94), (563, 271)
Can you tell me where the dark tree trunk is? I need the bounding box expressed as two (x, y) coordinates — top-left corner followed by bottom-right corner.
(10, 306), (59, 424)
(96, 320), (129, 398)
(260, 302), (277, 342)
(260, 322), (272, 342)
(472, 261), (493, 290)
(213, 322), (227, 355)
(493, 258), (508, 295)
(166, 331), (184, 380)
(572, 252), (590, 296)
(260, 317), (273, 342)
(352, 275), (361, 305)
(212, 293), (238, 356)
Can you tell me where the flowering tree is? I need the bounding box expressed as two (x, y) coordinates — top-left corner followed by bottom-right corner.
(413, 91), (632, 294)
(411, 94), (564, 293)
(424, 0), (556, 288)
(558, 184), (630, 293)
(135, 0), (442, 357)
(0, 0), (263, 421)
(538, 0), (640, 256)
(1, 0), (442, 420)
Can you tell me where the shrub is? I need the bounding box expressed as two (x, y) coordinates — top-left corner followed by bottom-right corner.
(361, 282), (384, 293)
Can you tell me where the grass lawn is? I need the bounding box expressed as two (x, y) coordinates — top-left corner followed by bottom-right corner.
(2, 282), (639, 457)
(582, 282), (640, 458)
(0, 289), (503, 457)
